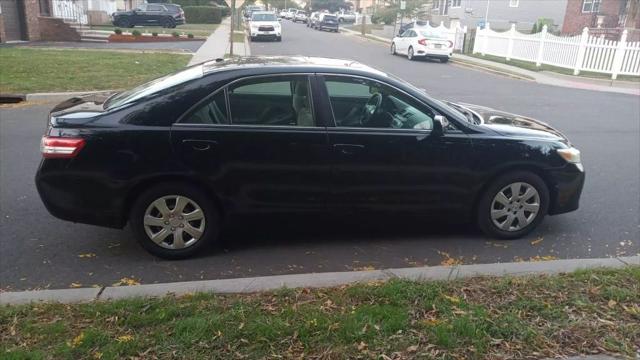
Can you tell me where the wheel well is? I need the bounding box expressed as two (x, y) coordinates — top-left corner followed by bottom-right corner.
(122, 175), (224, 225)
(471, 165), (557, 218)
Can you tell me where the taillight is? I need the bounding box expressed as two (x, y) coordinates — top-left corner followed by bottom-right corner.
(418, 39), (427, 46)
(40, 136), (85, 159)
(447, 40), (453, 48)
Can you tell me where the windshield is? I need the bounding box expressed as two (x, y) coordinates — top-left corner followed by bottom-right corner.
(252, 13), (277, 21)
(418, 30), (448, 39)
(104, 66), (203, 110)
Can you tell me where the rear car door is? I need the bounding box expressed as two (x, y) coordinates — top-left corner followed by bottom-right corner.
(171, 74), (331, 215)
(318, 74), (474, 216)
(145, 4), (165, 25)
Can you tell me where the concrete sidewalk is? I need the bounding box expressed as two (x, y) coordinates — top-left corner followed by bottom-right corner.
(1, 255), (637, 305)
(340, 28), (639, 96)
(188, 17), (250, 66)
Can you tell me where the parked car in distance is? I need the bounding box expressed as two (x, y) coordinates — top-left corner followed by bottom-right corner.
(398, 20), (429, 35)
(244, 4), (265, 20)
(284, 8), (297, 19)
(248, 11), (282, 41)
(308, 12), (320, 28)
(112, 3), (185, 28)
(316, 13), (339, 32)
(335, 10), (356, 23)
(293, 10), (308, 23)
(391, 28), (453, 62)
(36, 56), (584, 259)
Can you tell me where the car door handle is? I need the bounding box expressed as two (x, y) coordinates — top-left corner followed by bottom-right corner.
(182, 139), (218, 151)
(333, 143), (365, 155)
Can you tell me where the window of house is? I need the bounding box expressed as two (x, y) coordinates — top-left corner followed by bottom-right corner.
(509, 0), (519, 7)
(39, 0), (51, 16)
(432, 0), (440, 10)
(450, 0), (462, 8)
(582, 0), (601, 13)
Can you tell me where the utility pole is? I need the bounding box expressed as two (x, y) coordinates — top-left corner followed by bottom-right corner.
(360, 8), (366, 35)
(484, 0), (490, 25)
(229, 0), (236, 57)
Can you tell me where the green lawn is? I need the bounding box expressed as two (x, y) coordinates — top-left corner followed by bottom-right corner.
(470, 53), (640, 82)
(91, 23), (218, 37)
(0, 48), (190, 93)
(1, 267), (638, 359)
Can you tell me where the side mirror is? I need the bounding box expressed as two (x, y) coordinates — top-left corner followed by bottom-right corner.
(432, 115), (447, 136)
(278, 18), (282, 21)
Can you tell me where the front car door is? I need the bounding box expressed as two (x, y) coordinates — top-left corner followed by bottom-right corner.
(145, 4), (164, 25)
(171, 74), (331, 215)
(317, 74), (474, 217)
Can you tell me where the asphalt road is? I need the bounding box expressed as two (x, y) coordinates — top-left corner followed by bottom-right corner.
(1, 21), (638, 291)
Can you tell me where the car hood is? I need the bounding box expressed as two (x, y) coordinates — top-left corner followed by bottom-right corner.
(113, 10), (133, 15)
(452, 102), (571, 145)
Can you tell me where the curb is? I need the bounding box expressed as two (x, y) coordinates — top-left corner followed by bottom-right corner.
(450, 58), (536, 81)
(1, 256), (637, 305)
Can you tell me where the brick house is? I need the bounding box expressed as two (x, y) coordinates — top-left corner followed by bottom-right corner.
(561, 0), (640, 40)
(0, 0), (85, 42)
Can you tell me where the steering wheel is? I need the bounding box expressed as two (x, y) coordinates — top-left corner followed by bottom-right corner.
(361, 92), (383, 125)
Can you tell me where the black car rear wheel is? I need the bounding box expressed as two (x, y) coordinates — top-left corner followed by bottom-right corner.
(477, 171), (549, 239)
(118, 18), (131, 28)
(130, 182), (220, 259)
(163, 17), (176, 28)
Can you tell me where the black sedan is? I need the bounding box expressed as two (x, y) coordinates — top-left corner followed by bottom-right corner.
(36, 57), (584, 259)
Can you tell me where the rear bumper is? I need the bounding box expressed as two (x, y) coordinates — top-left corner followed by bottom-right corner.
(547, 163), (585, 215)
(413, 45), (453, 58)
(319, 24), (338, 29)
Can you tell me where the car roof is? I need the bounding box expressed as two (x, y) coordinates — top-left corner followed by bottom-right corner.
(201, 56), (388, 78)
(252, 11), (276, 15)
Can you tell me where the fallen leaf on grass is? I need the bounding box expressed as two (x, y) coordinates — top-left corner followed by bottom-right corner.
(116, 335), (134, 343)
(78, 253), (96, 258)
(357, 341), (368, 351)
(528, 255), (558, 262)
(607, 300), (617, 308)
(69, 283), (82, 288)
(407, 345), (419, 352)
(68, 332), (84, 348)
(443, 294), (461, 303)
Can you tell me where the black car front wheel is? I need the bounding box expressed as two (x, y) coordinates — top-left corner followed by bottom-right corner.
(477, 171), (549, 239)
(130, 182), (220, 259)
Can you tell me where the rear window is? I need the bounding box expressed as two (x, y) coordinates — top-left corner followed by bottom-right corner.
(104, 66), (203, 110)
(418, 30), (447, 39)
(323, 15), (337, 20)
(164, 4), (181, 12)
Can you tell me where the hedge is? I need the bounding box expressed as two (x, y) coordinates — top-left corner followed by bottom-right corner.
(183, 6), (223, 24)
(170, 0), (214, 6)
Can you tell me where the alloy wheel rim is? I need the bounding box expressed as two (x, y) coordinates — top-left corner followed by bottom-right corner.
(490, 182), (540, 232)
(143, 195), (205, 250)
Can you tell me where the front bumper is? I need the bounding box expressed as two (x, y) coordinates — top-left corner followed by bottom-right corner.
(547, 163), (585, 215)
(319, 24), (338, 30)
(250, 30), (281, 38)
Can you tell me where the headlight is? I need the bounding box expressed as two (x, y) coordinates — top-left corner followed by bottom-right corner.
(557, 147), (581, 163)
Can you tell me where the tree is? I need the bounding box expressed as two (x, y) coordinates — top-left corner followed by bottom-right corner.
(531, 22), (538, 34)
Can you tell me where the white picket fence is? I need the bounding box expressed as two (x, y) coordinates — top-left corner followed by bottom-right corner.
(474, 23), (640, 79)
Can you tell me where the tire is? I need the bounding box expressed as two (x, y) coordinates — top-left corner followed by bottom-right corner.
(390, 42), (396, 55)
(407, 46), (415, 61)
(477, 171), (549, 240)
(440, 58), (450, 63)
(163, 17), (175, 28)
(276, 36), (282, 42)
(129, 182), (220, 259)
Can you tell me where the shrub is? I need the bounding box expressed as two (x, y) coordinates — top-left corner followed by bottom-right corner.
(114, 28), (123, 35)
(152, 32), (158, 36)
(131, 29), (142, 36)
(371, 8), (397, 25)
(170, 0), (212, 6)
(187, 33), (194, 38)
(172, 31), (181, 37)
(183, 6), (223, 24)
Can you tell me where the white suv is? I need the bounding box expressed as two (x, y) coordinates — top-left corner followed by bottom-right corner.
(249, 11), (282, 42)
(293, 10), (308, 23)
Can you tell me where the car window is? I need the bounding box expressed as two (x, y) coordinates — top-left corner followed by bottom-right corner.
(228, 76), (316, 127)
(324, 76), (436, 130)
(418, 30), (447, 39)
(147, 4), (163, 11)
(323, 15), (337, 21)
(252, 13), (277, 21)
(164, 4), (180, 12)
(183, 90), (228, 124)
(134, 5), (145, 11)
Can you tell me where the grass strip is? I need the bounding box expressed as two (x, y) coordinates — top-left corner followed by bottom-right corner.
(1, 266), (638, 359)
(0, 48), (190, 93)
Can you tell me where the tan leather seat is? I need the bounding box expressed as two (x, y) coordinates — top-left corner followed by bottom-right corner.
(292, 81), (314, 127)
